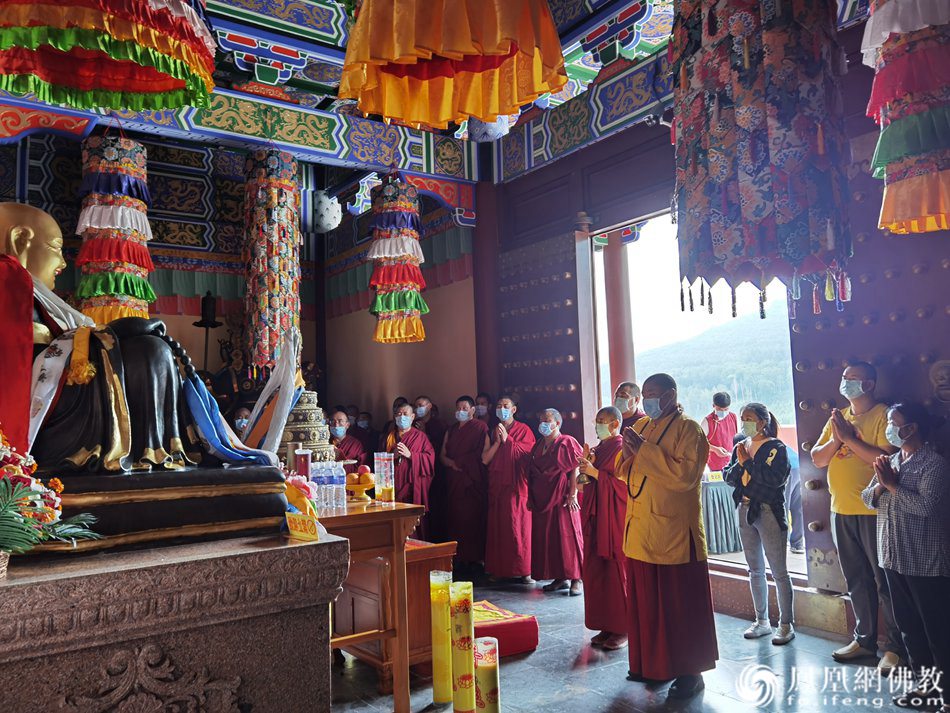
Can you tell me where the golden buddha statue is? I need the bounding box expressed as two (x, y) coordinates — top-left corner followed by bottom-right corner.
(0, 202), (195, 472)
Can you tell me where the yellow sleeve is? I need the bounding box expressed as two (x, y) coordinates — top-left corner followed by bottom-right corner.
(634, 420), (708, 493)
(815, 417), (834, 448)
(869, 406), (892, 450)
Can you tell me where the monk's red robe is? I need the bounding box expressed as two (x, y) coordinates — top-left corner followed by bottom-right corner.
(485, 420), (536, 578)
(444, 418), (490, 563)
(581, 435), (628, 632)
(528, 433), (584, 580)
(333, 433), (367, 473)
(385, 426), (435, 538)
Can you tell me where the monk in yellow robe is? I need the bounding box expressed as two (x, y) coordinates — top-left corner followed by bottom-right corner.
(617, 373), (718, 700)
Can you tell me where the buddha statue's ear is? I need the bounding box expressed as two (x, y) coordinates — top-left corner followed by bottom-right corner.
(6, 224), (34, 262)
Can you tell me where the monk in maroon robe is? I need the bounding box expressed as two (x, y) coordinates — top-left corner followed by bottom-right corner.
(579, 406), (629, 650)
(329, 410), (367, 474)
(384, 403), (435, 538)
(614, 381), (646, 432)
(414, 395), (448, 541)
(528, 408), (584, 595)
(441, 395), (490, 565)
(354, 411), (378, 457)
(482, 396), (536, 582)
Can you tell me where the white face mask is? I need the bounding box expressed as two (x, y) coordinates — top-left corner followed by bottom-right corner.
(475, 404), (489, 417)
(885, 422), (909, 448)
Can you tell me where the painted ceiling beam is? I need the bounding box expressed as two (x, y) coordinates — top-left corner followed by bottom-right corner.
(0, 88), (478, 183)
(206, 0), (348, 48)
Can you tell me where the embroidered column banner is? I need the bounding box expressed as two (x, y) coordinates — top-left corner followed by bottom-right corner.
(242, 149), (301, 370)
(863, 0), (950, 234)
(670, 0), (853, 317)
(75, 135), (155, 323)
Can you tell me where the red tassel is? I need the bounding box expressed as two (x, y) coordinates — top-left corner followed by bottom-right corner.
(812, 283), (822, 315)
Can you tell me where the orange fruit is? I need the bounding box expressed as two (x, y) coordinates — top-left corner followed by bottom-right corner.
(358, 471), (375, 485)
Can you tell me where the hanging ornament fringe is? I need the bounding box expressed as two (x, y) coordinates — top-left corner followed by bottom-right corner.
(864, 17), (950, 234)
(242, 149), (301, 370)
(672, 0), (852, 310)
(366, 175), (427, 344)
(74, 135), (154, 323)
(0, 0), (216, 110)
(339, 0), (567, 129)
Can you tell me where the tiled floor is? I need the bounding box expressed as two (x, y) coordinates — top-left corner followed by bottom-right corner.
(331, 579), (913, 712)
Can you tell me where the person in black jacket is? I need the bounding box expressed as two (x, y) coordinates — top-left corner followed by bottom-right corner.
(723, 402), (794, 646)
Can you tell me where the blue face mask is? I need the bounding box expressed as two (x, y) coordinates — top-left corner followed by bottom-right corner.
(330, 425), (347, 439)
(840, 378), (865, 400)
(715, 409), (728, 420)
(415, 406), (428, 418)
(357, 420), (369, 430)
(642, 398), (662, 419)
(235, 418), (249, 431)
(396, 414), (413, 430)
(456, 410), (471, 422)
(538, 422), (555, 437)
(496, 407), (512, 422)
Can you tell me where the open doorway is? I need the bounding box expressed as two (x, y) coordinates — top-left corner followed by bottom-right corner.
(592, 213), (806, 574)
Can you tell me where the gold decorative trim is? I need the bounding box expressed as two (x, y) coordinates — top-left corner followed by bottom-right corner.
(33, 517), (285, 552)
(62, 482), (286, 507)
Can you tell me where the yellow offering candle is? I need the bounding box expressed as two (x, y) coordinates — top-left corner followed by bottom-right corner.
(474, 637), (500, 712)
(430, 570), (453, 704)
(377, 485), (395, 502)
(450, 581), (475, 713)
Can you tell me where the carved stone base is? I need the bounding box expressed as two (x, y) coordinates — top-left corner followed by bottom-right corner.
(0, 535), (349, 712)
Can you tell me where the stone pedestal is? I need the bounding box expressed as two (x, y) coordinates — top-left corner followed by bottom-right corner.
(0, 535), (349, 712)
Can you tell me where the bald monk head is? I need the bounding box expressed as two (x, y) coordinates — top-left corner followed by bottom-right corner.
(0, 203), (67, 289)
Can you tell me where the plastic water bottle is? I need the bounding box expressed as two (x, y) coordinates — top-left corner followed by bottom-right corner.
(334, 465), (347, 509)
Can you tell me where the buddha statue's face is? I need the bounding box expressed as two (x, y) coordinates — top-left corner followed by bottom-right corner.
(0, 203), (67, 289)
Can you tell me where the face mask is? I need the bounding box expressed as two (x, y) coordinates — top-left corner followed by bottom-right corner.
(741, 421), (759, 438)
(885, 422), (907, 448)
(347, 416), (356, 425)
(496, 407), (512, 421)
(330, 426), (347, 439)
(475, 405), (489, 417)
(456, 410), (471, 422)
(643, 398), (662, 419)
(538, 422), (555, 437)
(613, 397), (630, 413)
(840, 378), (865, 400)
(396, 414), (413, 430)
(357, 420), (369, 430)
(716, 410), (728, 420)
(415, 406), (428, 418)
(595, 423), (613, 440)
(235, 418), (249, 431)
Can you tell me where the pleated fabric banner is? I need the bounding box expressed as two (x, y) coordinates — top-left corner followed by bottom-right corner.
(863, 0), (950, 234)
(0, 0), (216, 110)
(367, 174), (428, 343)
(75, 135), (155, 323)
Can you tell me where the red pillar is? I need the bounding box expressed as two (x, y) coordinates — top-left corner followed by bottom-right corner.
(603, 233), (636, 389)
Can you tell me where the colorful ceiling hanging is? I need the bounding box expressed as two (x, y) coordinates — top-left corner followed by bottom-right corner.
(75, 135), (156, 323)
(670, 0), (853, 318)
(862, 1), (950, 234)
(243, 149), (301, 371)
(367, 174), (428, 343)
(0, 0), (216, 110)
(339, 0), (569, 129)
